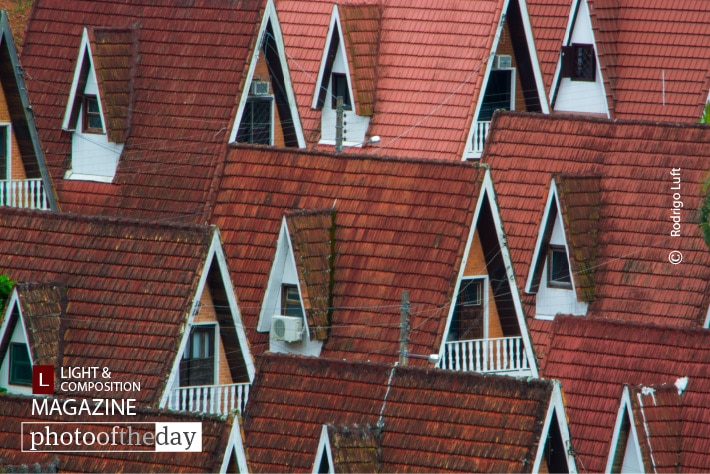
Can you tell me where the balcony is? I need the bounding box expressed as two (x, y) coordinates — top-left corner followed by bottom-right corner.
(165, 383), (249, 416)
(471, 120), (491, 157)
(437, 336), (530, 374)
(1, 178), (48, 210)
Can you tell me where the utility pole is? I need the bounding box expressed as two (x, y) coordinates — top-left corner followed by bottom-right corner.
(399, 290), (410, 366)
(335, 96), (344, 152)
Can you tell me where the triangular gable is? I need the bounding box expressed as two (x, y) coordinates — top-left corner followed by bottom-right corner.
(218, 413), (250, 473)
(526, 176), (595, 316)
(314, 424), (380, 474)
(549, 0), (610, 116)
(229, 0), (305, 147)
(0, 11), (57, 210)
(312, 4), (379, 117)
(463, 0), (549, 159)
(438, 170), (538, 377)
(62, 27), (134, 143)
(0, 284), (63, 394)
(161, 229), (255, 408)
(532, 382), (577, 473)
(606, 386), (652, 473)
(258, 216), (324, 357)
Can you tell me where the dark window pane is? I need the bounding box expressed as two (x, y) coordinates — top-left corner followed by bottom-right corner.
(282, 284), (304, 318)
(575, 45), (595, 80)
(0, 126), (7, 179)
(331, 73), (352, 110)
(179, 326), (215, 386)
(549, 248), (572, 286)
(237, 99), (272, 145)
(479, 70), (512, 121)
(10, 343), (32, 385)
(83, 95), (103, 133)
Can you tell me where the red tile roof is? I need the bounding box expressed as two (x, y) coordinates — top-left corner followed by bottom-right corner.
(483, 111), (710, 328)
(0, 394), (236, 472)
(14, 283), (63, 367)
(526, 0), (571, 92)
(276, 0), (506, 159)
(325, 424), (380, 473)
(339, 4), (379, 117)
(573, 0), (710, 122)
(543, 316), (710, 472)
(87, 27), (137, 144)
(244, 353), (554, 472)
(21, 0), (265, 222)
(210, 145), (484, 362)
(0, 207), (214, 405)
(285, 208), (335, 340)
(627, 384), (683, 473)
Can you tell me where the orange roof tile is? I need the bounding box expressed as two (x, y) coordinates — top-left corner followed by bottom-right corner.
(244, 353), (554, 472)
(526, 0), (571, 92)
(483, 111), (710, 327)
(543, 316), (710, 472)
(339, 4), (379, 117)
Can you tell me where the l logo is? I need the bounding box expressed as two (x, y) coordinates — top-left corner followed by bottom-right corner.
(32, 366), (54, 395)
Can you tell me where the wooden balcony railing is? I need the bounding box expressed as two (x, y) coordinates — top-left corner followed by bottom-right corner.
(471, 120), (491, 155)
(1, 178), (48, 210)
(437, 336), (529, 373)
(165, 383), (249, 416)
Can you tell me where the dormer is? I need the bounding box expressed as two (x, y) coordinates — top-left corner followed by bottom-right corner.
(230, 0), (304, 148)
(463, 0), (548, 159)
(0, 284), (62, 395)
(550, 0), (609, 117)
(438, 171), (537, 377)
(526, 175), (599, 319)
(312, 4), (379, 148)
(606, 384), (684, 473)
(62, 27), (135, 182)
(162, 230), (255, 415)
(258, 209), (335, 357)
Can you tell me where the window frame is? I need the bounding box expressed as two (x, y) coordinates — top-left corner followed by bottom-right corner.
(0, 124), (10, 180)
(547, 245), (573, 289)
(330, 73), (352, 111)
(561, 44), (596, 82)
(9, 342), (32, 386)
(281, 284), (304, 319)
(449, 277), (488, 341)
(179, 324), (216, 387)
(82, 95), (104, 134)
(237, 96), (274, 145)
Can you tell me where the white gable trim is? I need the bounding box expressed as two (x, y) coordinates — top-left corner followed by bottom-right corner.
(703, 303), (710, 329)
(0, 289), (28, 354)
(526, 179), (558, 294)
(532, 382), (578, 473)
(438, 170), (538, 377)
(462, 0), (550, 160)
(549, 0), (610, 117)
(218, 414), (250, 473)
(62, 28), (105, 132)
(229, 0), (305, 147)
(606, 386), (646, 474)
(312, 5), (346, 110)
(160, 229), (255, 408)
(313, 425), (335, 474)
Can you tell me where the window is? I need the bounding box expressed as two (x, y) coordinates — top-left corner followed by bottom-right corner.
(237, 98), (272, 145)
(82, 95), (103, 133)
(9, 343), (32, 385)
(450, 278), (484, 340)
(561, 44), (596, 81)
(479, 69), (514, 121)
(179, 325), (215, 386)
(548, 246), (572, 288)
(330, 73), (352, 110)
(282, 284), (304, 319)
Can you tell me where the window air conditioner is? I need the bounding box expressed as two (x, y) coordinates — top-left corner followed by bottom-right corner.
(250, 81), (270, 96)
(271, 315), (303, 342)
(493, 55), (512, 69)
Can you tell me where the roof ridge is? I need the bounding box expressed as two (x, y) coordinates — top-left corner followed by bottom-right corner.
(554, 314), (710, 336)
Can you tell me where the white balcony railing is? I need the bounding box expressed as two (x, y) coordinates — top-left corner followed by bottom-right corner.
(437, 336), (529, 373)
(165, 383), (249, 416)
(471, 120), (491, 155)
(1, 178), (48, 210)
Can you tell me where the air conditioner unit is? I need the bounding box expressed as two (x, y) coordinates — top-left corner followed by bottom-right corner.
(250, 81), (270, 96)
(271, 315), (303, 343)
(493, 55), (512, 69)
